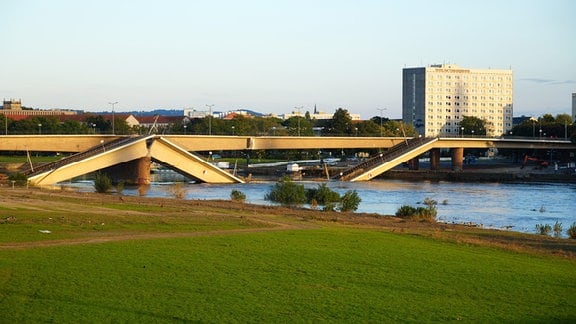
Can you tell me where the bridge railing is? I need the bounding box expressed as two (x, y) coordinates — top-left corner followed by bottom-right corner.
(334, 137), (436, 180)
(23, 136), (142, 177)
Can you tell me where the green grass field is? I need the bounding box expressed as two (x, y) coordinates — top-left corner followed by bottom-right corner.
(0, 190), (575, 322)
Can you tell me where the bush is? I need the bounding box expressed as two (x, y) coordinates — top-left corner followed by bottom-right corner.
(340, 190), (361, 212)
(264, 176), (306, 207)
(305, 183), (340, 205)
(535, 223), (552, 236)
(230, 189), (246, 202)
(395, 198), (437, 222)
(553, 221), (562, 238)
(567, 222), (576, 239)
(8, 173), (28, 187)
(169, 182), (187, 199)
(94, 173), (112, 193)
(116, 181), (125, 195)
(395, 205), (416, 217)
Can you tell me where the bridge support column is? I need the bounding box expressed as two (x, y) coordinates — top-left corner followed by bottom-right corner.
(429, 148), (441, 170)
(408, 157), (420, 170)
(103, 157), (151, 185)
(451, 147), (464, 171)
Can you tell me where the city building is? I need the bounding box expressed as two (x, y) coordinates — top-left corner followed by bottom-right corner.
(402, 64), (513, 137)
(282, 107), (361, 121)
(1, 98), (77, 119)
(572, 93), (576, 122)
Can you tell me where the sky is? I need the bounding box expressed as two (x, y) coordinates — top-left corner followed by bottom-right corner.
(0, 0), (574, 119)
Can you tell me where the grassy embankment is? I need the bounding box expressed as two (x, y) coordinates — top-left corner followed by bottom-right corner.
(0, 188), (575, 322)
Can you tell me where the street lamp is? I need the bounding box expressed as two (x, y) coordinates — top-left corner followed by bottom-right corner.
(295, 106), (303, 136)
(471, 130), (475, 136)
(206, 104), (214, 135)
(231, 126), (235, 135)
(183, 125), (187, 135)
(355, 127), (358, 136)
(539, 128), (542, 139)
(38, 123), (42, 135)
(461, 127), (464, 138)
(377, 108), (387, 137)
(272, 127), (276, 136)
(109, 101), (118, 135)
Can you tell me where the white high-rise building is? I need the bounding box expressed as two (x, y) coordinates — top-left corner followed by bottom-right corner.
(572, 93), (576, 122)
(402, 64), (513, 137)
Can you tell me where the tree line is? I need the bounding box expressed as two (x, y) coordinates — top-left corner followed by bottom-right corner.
(0, 108), (418, 137)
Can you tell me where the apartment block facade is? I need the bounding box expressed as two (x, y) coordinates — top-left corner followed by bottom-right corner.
(572, 93), (576, 122)
(402, 64), (513, 137)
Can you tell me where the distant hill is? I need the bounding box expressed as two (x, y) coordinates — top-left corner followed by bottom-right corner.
(93, 109), (185, 116)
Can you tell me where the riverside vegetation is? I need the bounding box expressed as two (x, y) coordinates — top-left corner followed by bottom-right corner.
(0, 186), (575, 322)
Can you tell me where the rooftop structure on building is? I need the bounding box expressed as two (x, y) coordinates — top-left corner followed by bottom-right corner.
(402, 64), (513, 137)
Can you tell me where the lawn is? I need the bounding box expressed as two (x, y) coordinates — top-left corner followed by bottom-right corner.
(0, 189), (575, 322)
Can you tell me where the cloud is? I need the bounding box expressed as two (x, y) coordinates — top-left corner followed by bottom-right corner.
(520, 78), (576, 85)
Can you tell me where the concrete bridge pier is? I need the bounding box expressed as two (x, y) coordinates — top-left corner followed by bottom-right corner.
(451, 147), (464, 171)
(429, 148), (441, 170)
(408, 157), (420, 170)
(103, 157), (151, 185)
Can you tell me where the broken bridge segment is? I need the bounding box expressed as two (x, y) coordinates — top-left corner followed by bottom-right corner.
(149, 137), (244, 184)
(27, 135), (244, 186)
(335, 137), (439, 182)
(27, 135), (153, 186)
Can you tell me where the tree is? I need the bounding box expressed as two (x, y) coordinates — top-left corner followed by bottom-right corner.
(355, 119), (381, 137)
(458, 116), (487, 135)
(85, 115), (110, 134)
(283, 116), (314, 136)
(322, 108), (353, 136)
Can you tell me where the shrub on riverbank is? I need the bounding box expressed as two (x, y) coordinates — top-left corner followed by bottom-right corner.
(93, 172), (112, 193)
(567, 222), (576, 239)
(395, 198), (437, 222)
(536, 223), (552, 236)
(265, 177), (307, 207)
(265, 177), (361, 212)
(230, 189), (246, 202)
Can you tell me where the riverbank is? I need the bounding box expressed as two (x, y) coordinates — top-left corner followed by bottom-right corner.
(1, 187), (574, 258)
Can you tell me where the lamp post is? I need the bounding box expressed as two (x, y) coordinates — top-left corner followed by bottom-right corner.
(272, 127), (276, 136)
(461, 127), (464, 138)
(183, 125), (187, 135)
(231, 126), (235, 135)
(539, 128), (542, 139)
(206, 104), (214, 135)
(355, 127), (358, 136)
(471, 130), (475, 137)
(377, 108), (387, 137)
(38, 123), (42, 135)
(295, 106), (303, 136)
(109, 101), (118, 135)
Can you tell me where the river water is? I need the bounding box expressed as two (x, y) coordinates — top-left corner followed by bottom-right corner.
(77, 174), (576, 236)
